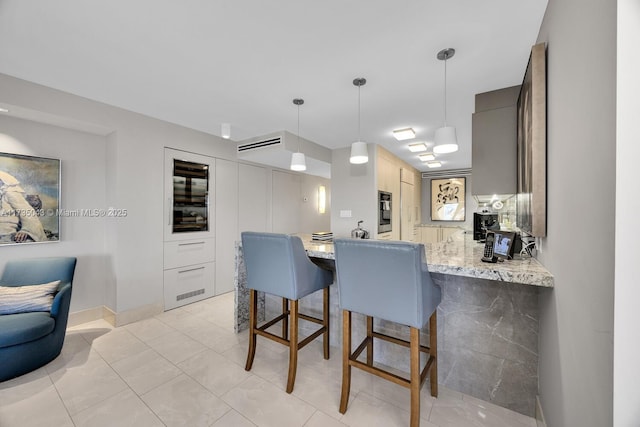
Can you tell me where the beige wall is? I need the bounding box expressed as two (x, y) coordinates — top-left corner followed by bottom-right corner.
(0, 115), (109, 313)
(535, 1), (616, 426)
(614, 1), (640, 424)
(0, 73), (331, 323)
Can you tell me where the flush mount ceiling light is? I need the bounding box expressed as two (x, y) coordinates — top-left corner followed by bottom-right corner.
(433, 48), (459, 155)
(350, 77), (369, 165)
(0, 107), (9, 113)
(221, 123), (231, 139)
(418, 152), (436, 162)
(290, 98), (307, 172)
(408, 142), (427, 152)
(426, 161), (442, 168)
(393, 127), (416, 141)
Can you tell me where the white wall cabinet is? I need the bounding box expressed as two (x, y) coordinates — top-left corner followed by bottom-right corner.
(239, 163), (269, 233)
(272, 170), (301, 234)
(400, 180), (414, 241)
(215, 159), (238, 294)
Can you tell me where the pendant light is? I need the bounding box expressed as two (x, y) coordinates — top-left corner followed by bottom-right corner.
(290, 98), (307, 171)
(433, 48), (459, 154)
(350, 77), (369, 164)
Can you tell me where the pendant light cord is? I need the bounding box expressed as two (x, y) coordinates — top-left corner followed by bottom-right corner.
(358, 84), (361, 142)
(443, 56), (448, 126)
(297, 102), (301, 152)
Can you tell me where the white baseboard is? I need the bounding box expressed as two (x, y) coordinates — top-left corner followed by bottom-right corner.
(67, 306), (104, 327)
(68, 303), (163, 328)
(103, 306), (116, 327)
(536, 395), (547, 427)
(113, 303), (164, 327)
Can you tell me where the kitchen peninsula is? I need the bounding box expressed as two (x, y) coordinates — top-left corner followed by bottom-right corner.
(234, 230), (553, 416)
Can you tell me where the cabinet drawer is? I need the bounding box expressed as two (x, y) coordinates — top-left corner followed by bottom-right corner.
(164, 238), (215, 269)
(163, 262), (215, 310)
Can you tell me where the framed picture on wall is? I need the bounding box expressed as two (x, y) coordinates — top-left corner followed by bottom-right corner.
(0, 152), (61, 245)
(431, 177), (466, 221)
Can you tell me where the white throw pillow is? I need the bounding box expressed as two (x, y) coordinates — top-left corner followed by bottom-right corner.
(0, 280), (61, 315)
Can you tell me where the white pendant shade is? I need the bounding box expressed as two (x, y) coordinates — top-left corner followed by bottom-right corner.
(290, 152), (307, 171)
(433, 126), (458, 154)
(350, 141), (368, 164)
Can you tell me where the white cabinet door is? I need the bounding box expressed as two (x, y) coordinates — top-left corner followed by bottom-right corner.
(239, 163), (269, 233)
(441, 227), (458, 242)
(164, 239), (215, 270)
(421, 227), (440, 244)
(272, 170), (301, 234)
(400, 181), (414, 241)
(164, 148), (215, 242)
(163, 262), (215, 310)
(215, 159), (238, 294)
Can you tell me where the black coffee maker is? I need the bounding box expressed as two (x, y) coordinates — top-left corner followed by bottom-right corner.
(473, 213), (500, 241)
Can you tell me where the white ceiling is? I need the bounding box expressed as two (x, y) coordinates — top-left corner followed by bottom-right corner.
(0, 0), (547, 173)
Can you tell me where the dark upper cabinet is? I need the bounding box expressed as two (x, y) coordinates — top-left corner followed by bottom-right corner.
(471, 86), (520, 196)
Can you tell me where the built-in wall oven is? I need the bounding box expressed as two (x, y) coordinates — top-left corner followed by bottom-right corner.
(378, 190), (392, 233)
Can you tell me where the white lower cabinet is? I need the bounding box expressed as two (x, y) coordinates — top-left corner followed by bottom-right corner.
(164, 238), (215, 270)
(440, 227), (458, 241)
(419, 226), (460, 244)
(163, 261), (215, 310)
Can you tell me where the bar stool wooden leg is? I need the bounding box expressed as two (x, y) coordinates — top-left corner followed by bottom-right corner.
(429, 310), (438, 397)
(410, 326), (420, 427)
(286, 300), (299, 393)
(323, 287), (330, 360)
(366, 315), (374, 366)
(339, 309), (352, 414)
(282, 297), (289, 340)
(245, 290), (258, 371)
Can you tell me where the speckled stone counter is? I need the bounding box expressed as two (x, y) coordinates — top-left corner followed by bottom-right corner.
(245, 232), (554, 288)
(234, 232), (553, 416)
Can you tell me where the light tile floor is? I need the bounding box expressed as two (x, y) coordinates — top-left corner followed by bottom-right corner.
(0, 292), (538, 427)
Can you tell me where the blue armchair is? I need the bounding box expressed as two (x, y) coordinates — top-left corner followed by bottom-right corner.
(0, 257), (77, 382)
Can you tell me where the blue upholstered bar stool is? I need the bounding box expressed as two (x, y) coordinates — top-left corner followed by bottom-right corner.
(241, 231), (333, 393)
(334, 239), (441, 427)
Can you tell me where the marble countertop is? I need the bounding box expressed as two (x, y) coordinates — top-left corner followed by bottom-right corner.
(300, 232), (554, 288)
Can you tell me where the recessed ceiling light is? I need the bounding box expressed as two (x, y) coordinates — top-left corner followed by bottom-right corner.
(0, 107), (9, 113)
(392, 127), (416, 141)
(221, 123), (231, 139)
(426, 161), (442, 168)
(418, 153), (436, 161)
(408, 143), (427, 152)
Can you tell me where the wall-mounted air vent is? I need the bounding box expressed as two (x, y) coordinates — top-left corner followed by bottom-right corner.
(237, 136), (282, 153)
(421, 168), (472, 179)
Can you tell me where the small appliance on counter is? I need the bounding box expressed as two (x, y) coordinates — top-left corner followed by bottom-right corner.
(351, 220), (370, 239)
(473, 212), (500, 241)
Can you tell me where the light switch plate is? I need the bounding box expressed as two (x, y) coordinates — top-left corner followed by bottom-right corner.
(340, 210), (352, 218)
